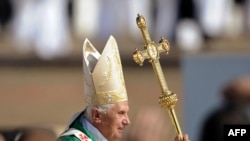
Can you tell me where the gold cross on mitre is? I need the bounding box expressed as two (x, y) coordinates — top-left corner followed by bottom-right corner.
(133, 14), (183, 137)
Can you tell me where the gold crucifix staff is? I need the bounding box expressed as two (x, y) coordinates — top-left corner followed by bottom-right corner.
(133, 14), (183, 137)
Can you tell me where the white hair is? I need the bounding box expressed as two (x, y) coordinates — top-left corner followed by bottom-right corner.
(84, 104), (115, 122)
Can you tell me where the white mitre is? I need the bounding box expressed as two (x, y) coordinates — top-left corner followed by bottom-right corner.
(82, 36), (128, 105)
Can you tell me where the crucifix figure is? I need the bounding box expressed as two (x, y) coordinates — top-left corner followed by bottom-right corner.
(133, 14), (183, 137)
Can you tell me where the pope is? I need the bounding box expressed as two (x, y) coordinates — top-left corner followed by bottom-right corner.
(58, 36), (190, 141)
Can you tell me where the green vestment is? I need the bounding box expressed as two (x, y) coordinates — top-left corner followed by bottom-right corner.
(59, 114), (96, 141)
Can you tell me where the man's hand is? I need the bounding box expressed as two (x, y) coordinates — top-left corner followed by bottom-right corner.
(175, 134), (190, 141)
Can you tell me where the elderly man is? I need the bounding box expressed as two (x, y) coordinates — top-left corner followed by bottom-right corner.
(59, 36), (189, 141)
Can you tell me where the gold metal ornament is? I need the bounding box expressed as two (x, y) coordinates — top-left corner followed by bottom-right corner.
(133, 14), (183, 137)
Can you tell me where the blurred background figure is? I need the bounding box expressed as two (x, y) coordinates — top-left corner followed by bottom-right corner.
(175, 0), (203, 53)
(195, 0), (250, 39)
(98, 0), (128, 40)
(153, 0), (179, 42)
(72, 0), (99, 39)
(0, 127), (57, 141)
(15, 127), (57, 141)
(196, 0), (231, 39)
(150, 0), (203, 52)
(0, 134), (6, 141)
(0, 128), (21, 141)
(11, 0), (72, 60)
(199, 75), (250, 141)
(127, 0), (152, 42)
(246, 0), (250, 33)
(125, 106), (171, 141)
(0, 0), (12, 33)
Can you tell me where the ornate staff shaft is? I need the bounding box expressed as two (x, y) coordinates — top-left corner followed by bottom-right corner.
(133, 14), (183, 137)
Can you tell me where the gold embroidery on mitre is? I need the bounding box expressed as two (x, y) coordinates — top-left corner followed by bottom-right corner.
(83, 36), (128, 105)
(99, 57), (112, 87)
(96, 90), (128, 105)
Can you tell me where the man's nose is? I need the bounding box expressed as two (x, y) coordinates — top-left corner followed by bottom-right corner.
(123, 115), (130, 125)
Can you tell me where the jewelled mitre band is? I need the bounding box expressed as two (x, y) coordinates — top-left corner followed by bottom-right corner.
(82, 36), (128, 105)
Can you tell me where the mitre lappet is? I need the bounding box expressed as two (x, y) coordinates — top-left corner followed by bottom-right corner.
(82, 36), (128, 106)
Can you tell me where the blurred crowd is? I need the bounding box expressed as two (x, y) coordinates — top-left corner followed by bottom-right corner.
(1, 0), (250, 60)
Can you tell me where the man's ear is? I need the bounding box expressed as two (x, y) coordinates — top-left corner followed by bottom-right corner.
(92, 108), (102, 123)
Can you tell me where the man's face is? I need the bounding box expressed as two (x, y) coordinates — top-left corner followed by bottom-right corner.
(97, 101), (130, 141)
